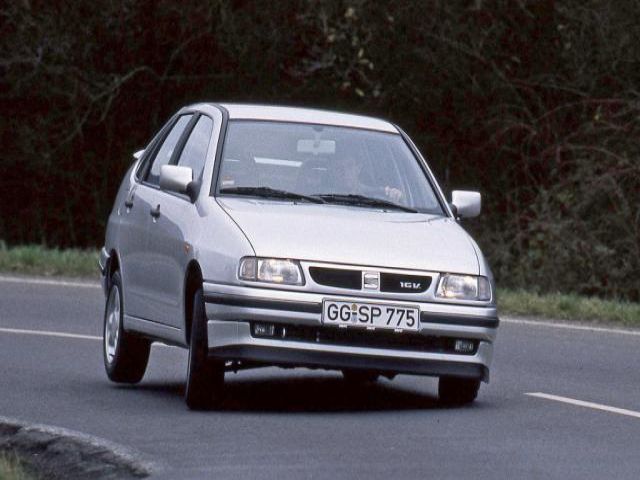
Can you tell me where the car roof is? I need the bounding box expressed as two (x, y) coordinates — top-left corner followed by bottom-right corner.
(213, 103), (399, 134)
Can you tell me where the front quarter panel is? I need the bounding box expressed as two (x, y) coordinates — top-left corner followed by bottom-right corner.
(465, 234), (493, 279)
(464, 233), (496, 306)
(184, 104), (256, 283)
(194, 197), (255, 284)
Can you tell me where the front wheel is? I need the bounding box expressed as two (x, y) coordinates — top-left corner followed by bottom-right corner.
(438, 377), (480, 405)
(103, 271), (151, 383)
(185, 288), (225, 410)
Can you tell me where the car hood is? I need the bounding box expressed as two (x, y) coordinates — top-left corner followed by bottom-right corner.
(217, 198), (479, 274)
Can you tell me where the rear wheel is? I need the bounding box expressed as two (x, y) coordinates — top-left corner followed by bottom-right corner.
(185, 288), (225, 410)
(438, 376), (480, 405)
(341, 369), (380, 384)
(103, 271), (151, 383)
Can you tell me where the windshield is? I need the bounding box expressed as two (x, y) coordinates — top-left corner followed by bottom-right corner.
(216, 120), (445, 215)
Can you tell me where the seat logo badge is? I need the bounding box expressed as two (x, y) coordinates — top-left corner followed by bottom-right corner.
(400, 281), (421, 290)
(363, 272), (380, 290)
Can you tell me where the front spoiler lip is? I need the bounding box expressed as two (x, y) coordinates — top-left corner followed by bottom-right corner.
(203, 292), (499, 329)
(210, 344), (489, 381)
(206, 319), (493, 382)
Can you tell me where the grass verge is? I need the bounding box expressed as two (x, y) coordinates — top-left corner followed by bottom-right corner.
(0, 243), (638, 327)
(0, 452), (36, 480)
(0, 244), (97, 278)
(498, 289), (640, 327)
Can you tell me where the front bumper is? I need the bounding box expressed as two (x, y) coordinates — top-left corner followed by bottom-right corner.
(203, 282), (498, 382)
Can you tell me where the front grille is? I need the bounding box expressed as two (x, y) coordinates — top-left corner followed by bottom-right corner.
(309, 267), (362, 290)
(380, 273), (431, 293)
(309, 266), (433, 294)
(250, 322), (477, 355)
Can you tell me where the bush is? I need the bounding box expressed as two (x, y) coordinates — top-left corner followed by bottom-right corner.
(1, 1), (638, 299)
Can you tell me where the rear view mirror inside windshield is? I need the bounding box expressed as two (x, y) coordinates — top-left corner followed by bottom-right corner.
(296, 139), (336, 155)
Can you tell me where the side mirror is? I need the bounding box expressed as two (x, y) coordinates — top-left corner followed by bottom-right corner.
(133, 149), (145, 161)
(451, 190), (481, 218)
(160, 165), (196, 200)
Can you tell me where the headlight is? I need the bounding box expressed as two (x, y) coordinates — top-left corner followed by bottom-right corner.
(436, 274), (491, 301)
(239, 257), (304, 285)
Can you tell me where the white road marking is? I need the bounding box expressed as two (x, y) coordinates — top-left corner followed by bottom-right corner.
(0, 327), (100, 341)
(0, 275), (100, 289)
(526, 392), (640, 420)
(0, 326), (175, 348)
(502, 317), (640, 336)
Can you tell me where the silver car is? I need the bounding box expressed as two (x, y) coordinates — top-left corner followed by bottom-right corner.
(99, 103), (498, 409)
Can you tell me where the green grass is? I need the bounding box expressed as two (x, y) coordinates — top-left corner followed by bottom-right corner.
(0, 243), (638, 327)
(499, 289), (640, 327)
(0, 452), (36, 480)
(0, 244), (97, 278)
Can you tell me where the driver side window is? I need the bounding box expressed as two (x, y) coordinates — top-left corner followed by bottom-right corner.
(145, 114), (193, 185)
(176, 115), (214, 181)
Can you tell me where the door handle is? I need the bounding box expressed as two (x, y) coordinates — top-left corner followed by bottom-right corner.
(124, 187), (136, 209)
(150, 204), (161, 219)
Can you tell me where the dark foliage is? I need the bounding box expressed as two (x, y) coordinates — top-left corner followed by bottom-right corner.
(1, 1), (638, 299)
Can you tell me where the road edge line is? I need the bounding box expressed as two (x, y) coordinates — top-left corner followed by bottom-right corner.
(0, 327), (101, 341)
(0, 274), (100, 289)
(525, 392), (640, 419)
(3, 274), (640, 337)
(502, 316), (640, 336)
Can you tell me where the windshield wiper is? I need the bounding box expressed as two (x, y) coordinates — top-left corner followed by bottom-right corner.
(316, 194), (418, 213)
(220, 186), (325, 204)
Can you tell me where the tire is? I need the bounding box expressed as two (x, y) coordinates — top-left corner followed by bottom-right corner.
(341, 369), (380, 384)
(438, 376), (480, 405)
(103, 271), (151, 383)
(185, 288), (225, 410)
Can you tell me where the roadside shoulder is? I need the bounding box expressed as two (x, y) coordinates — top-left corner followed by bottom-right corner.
(502, 315), (640, 336)
(0, 416), (153, 479)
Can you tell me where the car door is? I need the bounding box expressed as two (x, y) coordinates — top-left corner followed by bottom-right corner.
(118, 173), (153, 320)
(122, 113), (194, 321)
(144, 114), (215, 328)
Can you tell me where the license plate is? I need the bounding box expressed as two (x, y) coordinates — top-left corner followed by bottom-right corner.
(322, 300), (419, 332)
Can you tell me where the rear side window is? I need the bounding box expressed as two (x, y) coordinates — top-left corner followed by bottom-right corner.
(146, 114), (193, 185)
(176, 115), (214, 181)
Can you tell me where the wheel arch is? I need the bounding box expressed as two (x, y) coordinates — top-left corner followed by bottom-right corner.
(105, 249), (121, 292)
(183, 260), (204, 346)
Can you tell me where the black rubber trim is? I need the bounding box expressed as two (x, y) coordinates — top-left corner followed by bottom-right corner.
(140, 113), (195, 183)
(135, 113), (180, 181)
(209, 344), (489, 381)
(395, 125), (450, 217)
(204, 293), (322, 314)
(169, 113), (200, 166)
(209, 104), (230, 197)
(205, 293), (498, 328)
(420, 312), (499, 328)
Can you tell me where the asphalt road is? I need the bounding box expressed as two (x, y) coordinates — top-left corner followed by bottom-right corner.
(1, 276), (639, 479)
